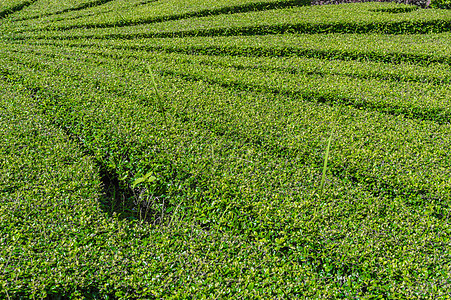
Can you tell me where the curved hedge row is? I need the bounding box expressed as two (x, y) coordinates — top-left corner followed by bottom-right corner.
(2, 1), (451, 298)
(18, 40), (451, 84)
(2, 40), (451, 297)
(7, 0), (311, 32)
(0, 0), (36, 19)
(8, 2), (451, 39)
(1, 80), (314, 298)
(431, 0), (451, 8)
(23, 33), (451, 67)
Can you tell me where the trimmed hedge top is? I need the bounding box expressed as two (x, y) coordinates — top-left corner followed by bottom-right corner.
(1, 0), (451, 298)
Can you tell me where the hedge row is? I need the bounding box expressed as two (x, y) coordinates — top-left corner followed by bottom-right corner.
(143, 51), (451, 123)
(18, 41), (451, 124)
(8, 2), (451, 39)
(4, 41), (446, 234)
(21, 32), (451, 68)
(10, 0), (157, 22)
(8, 42), (451, 199)
(7, 0), (311, 33)
(153, 47), (451, 85)
(2, 77), (320, 298)
(20, 39), (451, 85)
(0, 0), (36, 19)
(312, 0), (450, 9)
(2, 37), (451, 297)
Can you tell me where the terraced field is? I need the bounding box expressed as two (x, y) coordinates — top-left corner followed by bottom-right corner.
(1, 0), (451, 298)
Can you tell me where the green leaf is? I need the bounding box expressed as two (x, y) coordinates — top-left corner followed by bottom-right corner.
(132, 177), (146, 189)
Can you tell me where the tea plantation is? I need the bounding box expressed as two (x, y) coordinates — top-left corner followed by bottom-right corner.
(1, 0), (451, 298)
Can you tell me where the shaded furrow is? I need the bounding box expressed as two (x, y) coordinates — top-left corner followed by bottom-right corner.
(32, 0), (311, 31)
(163, 69), (451, 123)
(34, 0), (117, 18)
(21, 40), (451, 67)
(14, 18), (451, 39)
(23, 42), (451, 124)
(6, 46), (450, 213)
(80, 45), (451, 85)
(13, 0), (156, 22)
(0, 0), (37, 19)
(13, 42), (451, 125)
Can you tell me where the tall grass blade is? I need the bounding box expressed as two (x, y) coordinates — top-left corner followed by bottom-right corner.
(146, 64), (169, 128)
(320, 131), (333, 196)
(320, 108), (339, 196)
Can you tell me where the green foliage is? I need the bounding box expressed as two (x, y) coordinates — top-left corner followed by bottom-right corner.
(8, 2), (451, 39)
(370, 6), (419, 13)
(147, 63), (169, 128)
(29, 32), (451, 67)
(7, 0), (312, 32)
(0, 0), (36, 19)
(132, 171), (157, 189)
(320, 108), (339, 196)
(430, 0), (451, 8)
(1, 0), (451, 298)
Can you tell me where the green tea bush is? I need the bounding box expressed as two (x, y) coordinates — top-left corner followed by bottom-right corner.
(430, 0), (451, 8)
(5, 0), (126, 21)
(2, 1), (451, 298)
(8, 0), (312, 32)
(10, 2), (451, 39)
(26, 32), (451, 67)
(0, 0), (36, 19)
(2, 41), (450, 297)
(25, 42), (450, 122)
